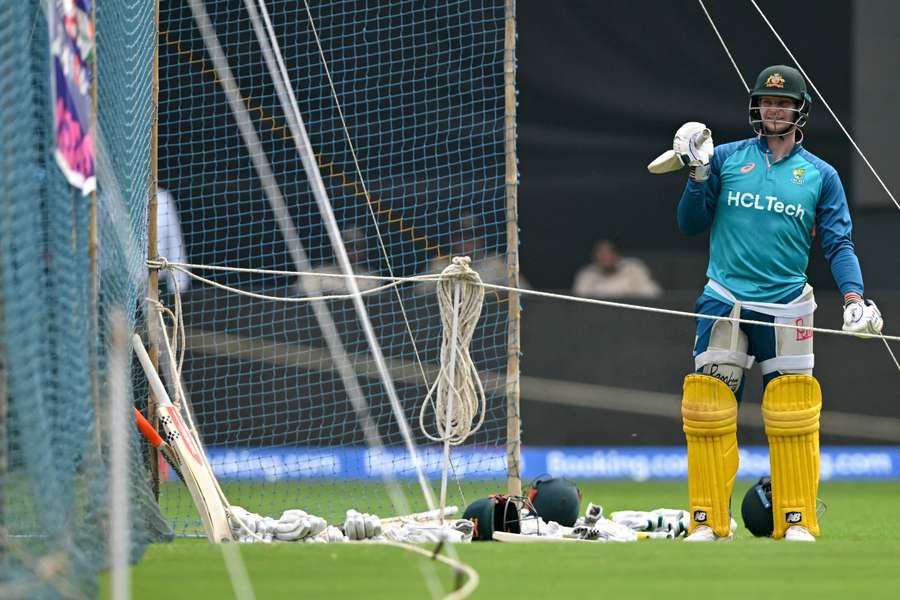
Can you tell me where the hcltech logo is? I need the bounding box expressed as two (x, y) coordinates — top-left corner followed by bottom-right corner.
(726, 191), (806, 219)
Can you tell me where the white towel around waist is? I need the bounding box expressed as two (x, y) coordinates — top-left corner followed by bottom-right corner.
(706, 279), (816, 319)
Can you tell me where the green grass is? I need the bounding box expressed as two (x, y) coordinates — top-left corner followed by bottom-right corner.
(99, 481), (900, 599)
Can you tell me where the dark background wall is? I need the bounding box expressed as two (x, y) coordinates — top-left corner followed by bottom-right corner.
(516, 0), (898, 291)
(164, 1), (900, 448)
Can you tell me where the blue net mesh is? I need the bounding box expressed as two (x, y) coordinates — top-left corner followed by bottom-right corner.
(0, 1), (169, 597)
(157, 0), (515, 533)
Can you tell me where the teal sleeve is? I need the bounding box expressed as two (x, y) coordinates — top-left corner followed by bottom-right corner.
(677, 149), (723, 235)
(816, 168), (864, 297)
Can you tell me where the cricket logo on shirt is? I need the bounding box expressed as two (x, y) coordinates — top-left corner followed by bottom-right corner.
(792, 167), (806, 185)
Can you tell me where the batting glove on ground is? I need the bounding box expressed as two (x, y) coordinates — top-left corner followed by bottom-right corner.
(343, 509), (383, 540)
(274, 509), (327, 541)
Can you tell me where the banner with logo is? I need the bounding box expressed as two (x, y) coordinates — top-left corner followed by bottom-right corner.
(48, 0), (95, 195)
(183, 446), (900, 482)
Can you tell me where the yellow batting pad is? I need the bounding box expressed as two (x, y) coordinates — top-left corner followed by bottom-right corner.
(762, 375), (822, 539)
(682, 374), (739, 537)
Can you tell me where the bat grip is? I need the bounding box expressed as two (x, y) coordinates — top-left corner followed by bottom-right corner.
(134, 407), (164, 448)
(696, 128), (711, 146)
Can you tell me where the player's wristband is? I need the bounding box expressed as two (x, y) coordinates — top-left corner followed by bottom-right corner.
(843, 292), (863, 307)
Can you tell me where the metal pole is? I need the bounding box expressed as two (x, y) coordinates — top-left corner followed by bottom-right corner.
(503, 0), (522, 497)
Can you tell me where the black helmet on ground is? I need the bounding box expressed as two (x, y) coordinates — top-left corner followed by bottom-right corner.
(741, 476), (775, 537)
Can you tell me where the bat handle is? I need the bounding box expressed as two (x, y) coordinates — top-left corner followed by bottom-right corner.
(696, 128), (711, 146)
(134, 407), (164, 448)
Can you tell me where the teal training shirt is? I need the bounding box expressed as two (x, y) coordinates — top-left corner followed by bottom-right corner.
(677, 137), (863, 303)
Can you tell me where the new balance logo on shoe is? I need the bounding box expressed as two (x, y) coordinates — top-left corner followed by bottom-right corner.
(786, 511), (803, 524)
(694, 510), (708, 523)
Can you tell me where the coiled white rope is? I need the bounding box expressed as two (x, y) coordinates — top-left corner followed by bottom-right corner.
(418, 257), (488, 446)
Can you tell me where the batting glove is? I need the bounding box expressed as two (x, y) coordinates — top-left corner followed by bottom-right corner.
(674, 122), (714, 181)
(343, 509), (383, 540)
(842, 298), (883, 337)
(274, 509), (327, 541)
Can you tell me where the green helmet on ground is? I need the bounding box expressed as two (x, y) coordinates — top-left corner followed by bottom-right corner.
(741, 476), (775, 537)
(528, 475), (582, 527)
(749, 65), (811, 133)
(462, 494), (524, 541)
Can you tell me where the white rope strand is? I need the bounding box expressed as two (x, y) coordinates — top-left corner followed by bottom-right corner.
(300, 0), (432, 390)
(748, 0), (900, 211)
(697, 0), (749, 93)
(881, 338), (900, 372)
(377, 540), (480, 600)
(150, 258), (900, 344)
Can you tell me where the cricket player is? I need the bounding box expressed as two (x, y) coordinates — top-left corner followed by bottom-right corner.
(673, 65), (883, 542)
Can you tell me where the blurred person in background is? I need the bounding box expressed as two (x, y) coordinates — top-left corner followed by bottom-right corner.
(157, 187), (190, 294)
(417, 212), (528, 296)
(572, 239), (661, 299)
(302, 226), (380, 294)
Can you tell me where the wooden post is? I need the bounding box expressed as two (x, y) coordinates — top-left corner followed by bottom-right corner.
(89, 0), (102, 456)
(146, 0), (162, 500)
(503, 0), (522, 497)
(0, 309), (6, 556)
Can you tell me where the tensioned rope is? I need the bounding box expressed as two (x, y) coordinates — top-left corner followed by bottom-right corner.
(147, 258), (900, 345)
(746, 0), (900, 212)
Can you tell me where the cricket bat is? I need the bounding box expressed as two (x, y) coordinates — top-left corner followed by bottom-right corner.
(133, 407), (186, 484)
(132, 335), (232, 543)
(492, 531), (590, 543)
(380, 506), (459, 525)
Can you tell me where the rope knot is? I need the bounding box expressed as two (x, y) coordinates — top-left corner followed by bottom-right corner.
(440, 255), (481, 286)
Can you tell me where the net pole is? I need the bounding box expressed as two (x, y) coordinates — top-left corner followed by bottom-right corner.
(0, 316), (6, 560)
(503, 0), (522, 496)
(146, 0), (161, 500)
(89, 0), (102, 455)
(107, 312), (131, 600)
